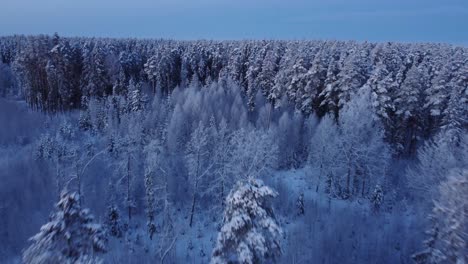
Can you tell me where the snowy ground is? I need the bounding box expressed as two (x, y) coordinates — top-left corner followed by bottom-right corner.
(97, 168), (423, 264)
(1, 168), (424, 264)
(269, 168), (422, 264)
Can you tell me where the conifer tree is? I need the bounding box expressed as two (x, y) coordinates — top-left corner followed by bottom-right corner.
(23, 192), (106, 264)
(211, 179), (282, 264)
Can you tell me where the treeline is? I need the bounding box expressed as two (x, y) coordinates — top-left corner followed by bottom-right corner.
(0, 34), (467, 155)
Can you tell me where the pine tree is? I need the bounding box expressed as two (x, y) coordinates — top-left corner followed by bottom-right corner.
(336, 44), (371, 110)
(81, 44), (111, 98)
(144, 48), (181, 94)
(394, 61), (430, 155)
(318, 49), (342, 117)
(22, 192), (106, 264)
(258, 45), (280, 98)
(211, 179), (282, 264)
(269, 44), (294, 108)
(286, 58), (308, 107)
(126, 79), (145, 113)
(440, 72), (467, 145)
(246, 44), (267, 111)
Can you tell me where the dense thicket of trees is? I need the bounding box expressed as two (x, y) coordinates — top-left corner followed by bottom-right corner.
(1, 35), (467, 155)
(0, 34), (466, 263)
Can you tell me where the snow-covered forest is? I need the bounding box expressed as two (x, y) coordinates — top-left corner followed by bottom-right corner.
(0, 34), (466, 263)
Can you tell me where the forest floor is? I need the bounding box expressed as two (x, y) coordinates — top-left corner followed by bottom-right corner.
(101, 168), (423, 263)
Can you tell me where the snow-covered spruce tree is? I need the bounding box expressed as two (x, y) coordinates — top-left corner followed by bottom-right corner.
(22, 192), (106, 264)
(412, 169), (467, 264)
(211, 179), (282, 264)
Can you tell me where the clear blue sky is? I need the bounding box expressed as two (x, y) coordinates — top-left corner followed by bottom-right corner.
(1, 0), (467, 45)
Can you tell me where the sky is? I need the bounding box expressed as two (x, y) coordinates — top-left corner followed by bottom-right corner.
(1, 0), (467, 45)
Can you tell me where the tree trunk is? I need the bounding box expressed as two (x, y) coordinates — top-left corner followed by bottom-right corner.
(220, 179), (225, 208)
(316, 146), (325, 192)
(361, 177), (366, 197)
(127, 155), (131, 222)
(221, 161), (225, 208)
(189, 192), (196, 227)
(189, 152), (200, 227)
(345, 164), (351, 198)
(189, 171), (198, 227)
(56, 160), (61, 199)
(77, 163), (82, 206)
(316, 159), (323, 193)
(267, 104), (272, 129)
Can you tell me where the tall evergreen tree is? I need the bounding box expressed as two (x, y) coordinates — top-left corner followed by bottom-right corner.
(22, 192), (106, 264)
(211, 179), (282, 264)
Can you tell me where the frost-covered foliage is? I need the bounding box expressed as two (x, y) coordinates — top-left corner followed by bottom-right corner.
(186, 121), (212, 227)
(211, 179), (282, 264)
(0, 35), (467, 263)
(2, 35), (468, 154)
(22, 192), (106, 264)
(228, 128), (279, 181)
(407, 133), (468, 199)
(309, 88), (391, 199)
(412, 169), (467, 264)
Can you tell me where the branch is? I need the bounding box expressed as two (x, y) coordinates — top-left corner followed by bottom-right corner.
(80, 147), (109, 179)
(159, 235), (178, 264)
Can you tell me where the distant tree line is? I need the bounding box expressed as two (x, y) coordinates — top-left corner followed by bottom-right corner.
(0, 34), (466, 156)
